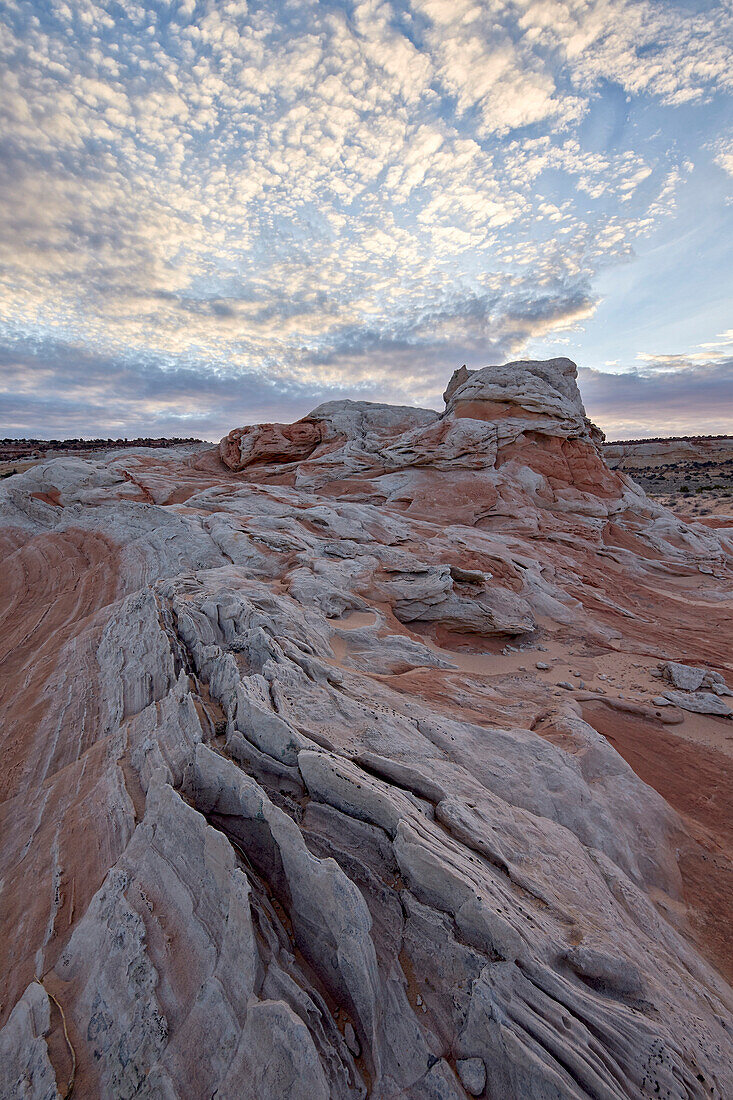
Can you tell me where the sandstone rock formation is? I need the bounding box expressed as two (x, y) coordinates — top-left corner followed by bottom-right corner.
(1, 358), (732, 1099)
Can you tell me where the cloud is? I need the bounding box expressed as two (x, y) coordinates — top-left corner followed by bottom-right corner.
(712, 136), (733, 178)
(0, 338), (359, 440)
(0, 0), (730, 437)
(581, 357), (733, 438)
(7, 322), (731, 445)
(512, 0), (733, 105)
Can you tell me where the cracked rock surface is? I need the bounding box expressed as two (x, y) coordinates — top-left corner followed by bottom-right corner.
(1, 359), (732, 1099)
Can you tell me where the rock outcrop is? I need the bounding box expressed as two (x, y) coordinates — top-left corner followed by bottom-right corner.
(442, 357), (601, 441)
(1, 358), (732, 1099)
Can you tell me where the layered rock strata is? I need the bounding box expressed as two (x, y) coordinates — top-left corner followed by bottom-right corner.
(1, 359), (732, 1099)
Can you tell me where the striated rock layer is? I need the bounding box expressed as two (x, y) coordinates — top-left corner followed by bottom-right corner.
(603, 435), (733, 471)
(1, 359), (732, 1099)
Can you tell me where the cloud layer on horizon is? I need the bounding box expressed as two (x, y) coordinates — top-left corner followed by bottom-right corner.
(0, 0), (731, 437)
(2, 334), (731, 442)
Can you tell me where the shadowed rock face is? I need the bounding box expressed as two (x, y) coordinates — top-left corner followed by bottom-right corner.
(1, 359), (732, 1099)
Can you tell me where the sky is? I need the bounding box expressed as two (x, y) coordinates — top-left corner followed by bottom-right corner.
(0, 0), (731, 442)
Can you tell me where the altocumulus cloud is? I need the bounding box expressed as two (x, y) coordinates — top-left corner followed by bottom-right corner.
(0, 0), (731, 437)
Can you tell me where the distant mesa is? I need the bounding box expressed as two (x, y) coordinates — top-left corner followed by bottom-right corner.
(0, 436), (204, 462)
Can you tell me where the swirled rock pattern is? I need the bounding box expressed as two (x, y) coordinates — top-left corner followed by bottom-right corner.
(1, 359), (732, 1099)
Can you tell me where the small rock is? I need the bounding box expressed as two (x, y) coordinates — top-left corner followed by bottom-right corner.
(572, 671), (581, 678)
(578, 680), (585, 689)
(536, 661), (550, 670)
(457, 1057), (486, 1096)
(557, 681), (574, 690)
(518, 665), (527, 671)
(416, 993), (422, 1006)
(344, 1021), (360, 1057)
(652, 696), (673, 706)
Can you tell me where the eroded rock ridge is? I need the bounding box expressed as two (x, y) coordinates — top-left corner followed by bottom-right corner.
(1, 358), (732, 1099)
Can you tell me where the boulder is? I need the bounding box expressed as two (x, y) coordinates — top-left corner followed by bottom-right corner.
(659, 661), (727, 694)
(456, 1056), (487, 1096)
(220, 419), (329, 470)
(662, 690), (732, 717)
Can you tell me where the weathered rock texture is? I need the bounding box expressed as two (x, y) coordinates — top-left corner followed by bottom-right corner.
(1, 359), (732, 1099)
